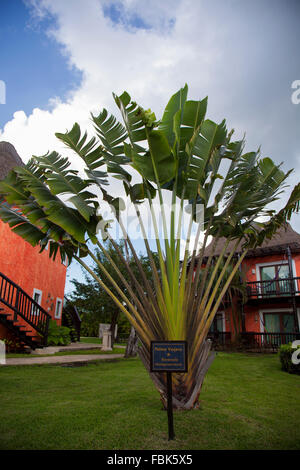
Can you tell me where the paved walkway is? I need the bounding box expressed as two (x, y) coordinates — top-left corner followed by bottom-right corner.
(33, 341), (125, 355)
(3, 353), (124, 366)
(2, 342), (126, 366)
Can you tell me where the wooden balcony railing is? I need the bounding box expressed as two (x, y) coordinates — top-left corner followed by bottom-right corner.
(239, 332), (300, 351)
(207, 331), (231, 349)
(246, 277), (300, 300)
(207, 331), (300, 351)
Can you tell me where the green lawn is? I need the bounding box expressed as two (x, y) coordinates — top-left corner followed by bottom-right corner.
(80, 336), (102, 344)
(0, 352), (299, 450)
(81, 336), (127, 346)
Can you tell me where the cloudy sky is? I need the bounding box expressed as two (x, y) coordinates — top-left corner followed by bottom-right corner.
(0, 0), (299, 292)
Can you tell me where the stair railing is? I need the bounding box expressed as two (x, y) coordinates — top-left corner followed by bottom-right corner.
(0, 271), (51, 345)
(63, 295), (82, 342)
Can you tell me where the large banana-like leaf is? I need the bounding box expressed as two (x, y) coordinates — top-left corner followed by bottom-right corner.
(56, 122), (111, 189)
(0, 199), (81, 264)
(158, 84), (188, 149)
(32, 151), (98, 222)
(91, 108), (127, 157)
(91, 108), (132, 182)
(0, 170), (31, 205)
(13, 163), (101, 244)
(0, 202), (45, 246)
(113, 91), (147, 152)
(126, 130), (176, 186)
(56, 122), (105, 171)
(182, 119), (227, 200)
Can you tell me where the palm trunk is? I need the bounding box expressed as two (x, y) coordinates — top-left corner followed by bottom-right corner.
(124, 326), (139, 357)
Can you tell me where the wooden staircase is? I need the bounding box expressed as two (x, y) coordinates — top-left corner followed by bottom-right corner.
(0, 271), (51, 350)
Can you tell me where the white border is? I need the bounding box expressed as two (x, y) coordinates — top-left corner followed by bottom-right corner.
(31, 288), (42, 316)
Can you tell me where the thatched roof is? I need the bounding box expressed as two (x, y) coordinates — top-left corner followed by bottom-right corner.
(0, 141), (24, 180)
(200, 223), (300, 260)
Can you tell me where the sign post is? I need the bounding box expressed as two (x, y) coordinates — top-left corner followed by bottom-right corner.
(166, 371), (175, 440)
(150, 341), (188, 441)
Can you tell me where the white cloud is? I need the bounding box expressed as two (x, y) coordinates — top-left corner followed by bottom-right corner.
(1, 0), (299, 234)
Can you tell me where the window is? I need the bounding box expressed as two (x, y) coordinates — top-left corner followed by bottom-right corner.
(259, 264), (291, 296)
(209, 313), (224, 333)
(55, 298), (62, 319)
(263, 311), (295, 333)
(259, 308), (300, 346)
(31, 289), (42, 316)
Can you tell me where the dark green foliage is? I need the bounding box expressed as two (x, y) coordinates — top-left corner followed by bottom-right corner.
(47, 320), (71, 346)
(279, 342), (300, 374)
(62, 313), (78, 342)
(1, 337), (23, 353)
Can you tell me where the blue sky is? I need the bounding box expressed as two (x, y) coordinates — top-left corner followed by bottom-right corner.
(0, 0), (172, 293)
(0, 0), (82, 128)
(103, 2), (151, 30)
(0, 0), (300, 294)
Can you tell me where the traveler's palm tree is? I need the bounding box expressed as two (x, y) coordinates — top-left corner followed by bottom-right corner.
(0, 85), (299, 409)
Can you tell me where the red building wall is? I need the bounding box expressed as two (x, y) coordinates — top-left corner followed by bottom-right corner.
(198, 250), (300, 337)
(243, 253), (300, 283)
(240, 252), (300, 334)
(0, 219), (67, 324)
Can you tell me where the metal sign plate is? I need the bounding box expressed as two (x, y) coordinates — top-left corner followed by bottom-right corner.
(150, 341), (188, 372)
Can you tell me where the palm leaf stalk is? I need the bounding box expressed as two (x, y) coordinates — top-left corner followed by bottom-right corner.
(0, 85), (299, 409)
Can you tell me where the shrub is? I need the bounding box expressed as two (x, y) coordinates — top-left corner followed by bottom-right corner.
(47, 320), (71, 346)
(2, 337), (24, 353)
(279, 342), (300, 374)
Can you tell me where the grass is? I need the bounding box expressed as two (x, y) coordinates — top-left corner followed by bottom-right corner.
(0, 352), (299, 450)
(81, 336), (127, 346)
(80, 336), (102, 344)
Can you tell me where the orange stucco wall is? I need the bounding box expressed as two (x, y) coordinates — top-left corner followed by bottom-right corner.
(241, 253), (300, 333)
(196, 250), (300, 336)
(0, 219), (67, 324)
(243, 301), (296, 332)
(243, 253), (300, 283)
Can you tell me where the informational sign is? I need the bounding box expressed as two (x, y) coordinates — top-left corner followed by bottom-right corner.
(150, 341), (188, 373)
